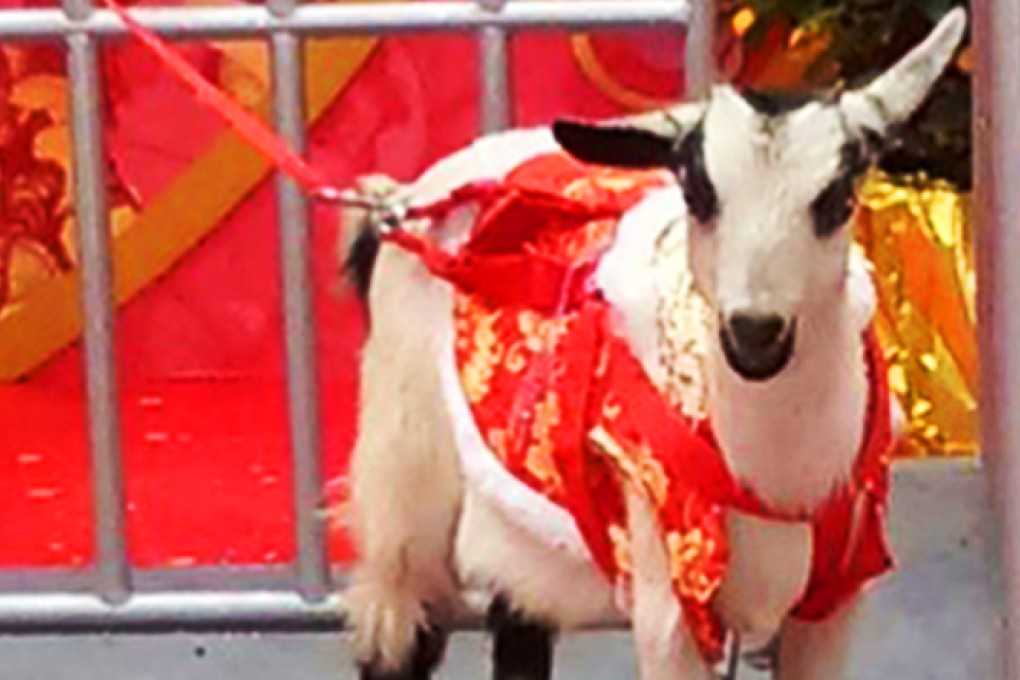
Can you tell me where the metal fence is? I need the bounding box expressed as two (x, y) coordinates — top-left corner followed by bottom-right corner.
(973, 4), (1020, 679)
(2, 2), (1018, 677)
(0, 0), (710, 634)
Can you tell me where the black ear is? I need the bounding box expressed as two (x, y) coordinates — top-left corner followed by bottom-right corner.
(552, 119), (677, 169)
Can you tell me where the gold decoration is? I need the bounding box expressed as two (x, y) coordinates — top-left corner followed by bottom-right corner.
(653, 220), (711, 419)
(666, 528), (719, 604)
(608, 523), (633, 575)
(507, 309), (569, 373)
(589, 426), (670, 507)
(568, 35), (674, 112)
(524, 389), (564, 494)
(855, 173), (977, 457)
(455, 297), (504, 404)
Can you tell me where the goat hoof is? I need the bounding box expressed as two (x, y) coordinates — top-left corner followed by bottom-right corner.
(359, 624), (448, 680)
(742, 633), (779, 672)
(487, 596), (555, 680)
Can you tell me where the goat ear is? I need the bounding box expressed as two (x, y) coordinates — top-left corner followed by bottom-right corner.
(553, 104), (704, 169)
(552, 121), (677, 168)
(839, 8), (966, 137)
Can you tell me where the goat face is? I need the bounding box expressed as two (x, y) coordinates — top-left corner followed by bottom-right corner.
(553, 8), (966, 383)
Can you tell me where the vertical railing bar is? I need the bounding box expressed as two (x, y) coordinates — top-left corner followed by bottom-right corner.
(973, 1), (1020, 677)
(267, 0), (330, 602)
(477, 0), (511, 133)
(64, 0), (131, 605)
(684, 0), (712, 99)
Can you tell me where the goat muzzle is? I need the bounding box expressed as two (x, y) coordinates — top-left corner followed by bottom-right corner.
(719, 313), (796, 382)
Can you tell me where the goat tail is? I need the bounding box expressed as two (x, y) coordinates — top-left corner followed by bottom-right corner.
(337, 174), (401, 302)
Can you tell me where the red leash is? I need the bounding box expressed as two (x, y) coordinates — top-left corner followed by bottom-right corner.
(103, 0), (341, 201)
(101, 0), (600, 314)
(101, 0), (515, 277)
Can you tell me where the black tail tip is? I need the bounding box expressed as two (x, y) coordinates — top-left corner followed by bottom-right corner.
(344, 226), (381, 302)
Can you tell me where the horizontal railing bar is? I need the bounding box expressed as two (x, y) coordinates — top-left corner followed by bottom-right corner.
(0, 566), (351, 595)
(0, 591), (627, 634)
(0, 592), (345, 633)
(135, 566), (342, 593)
(0, 1), (690, 41)
(0, 570), (95, 595)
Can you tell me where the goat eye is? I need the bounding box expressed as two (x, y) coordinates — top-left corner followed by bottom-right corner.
(674, 126), (719, 225)
(811, 140), (869, 238)
(810, 175), (857, 238)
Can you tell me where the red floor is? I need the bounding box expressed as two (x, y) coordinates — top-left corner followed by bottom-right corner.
(0, 375), (361, 568)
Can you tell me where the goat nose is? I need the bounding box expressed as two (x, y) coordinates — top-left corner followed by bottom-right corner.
(728, 312), (786, 350)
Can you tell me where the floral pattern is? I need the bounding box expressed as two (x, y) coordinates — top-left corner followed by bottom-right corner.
(0, 0), (278, 317)
(0, 41), (140, 312)
(451, 152), (893, 665)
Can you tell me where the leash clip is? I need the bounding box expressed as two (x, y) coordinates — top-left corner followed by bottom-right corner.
(328, 187), (409, 235)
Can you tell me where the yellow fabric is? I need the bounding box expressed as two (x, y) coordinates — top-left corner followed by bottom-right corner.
(856, 174), (977, 457)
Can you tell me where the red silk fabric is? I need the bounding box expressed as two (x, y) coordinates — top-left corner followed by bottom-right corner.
(451, 153), (895, 661)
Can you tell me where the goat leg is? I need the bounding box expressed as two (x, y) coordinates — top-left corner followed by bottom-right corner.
(487, 595), (555, 680)
(359, 622), (448, 680)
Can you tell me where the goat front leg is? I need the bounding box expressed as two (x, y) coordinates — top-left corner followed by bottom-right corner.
(346, 383), (462, 680)
(346, 413), (461, 680)
(346, 252), (464, 680)
(625, 484), (713, 680)
(775, 596), (859, 680)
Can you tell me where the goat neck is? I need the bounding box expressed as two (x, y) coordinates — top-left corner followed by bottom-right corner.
(706, 287), (868, 514)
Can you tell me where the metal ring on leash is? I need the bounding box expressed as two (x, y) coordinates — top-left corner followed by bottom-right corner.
(329, 188), (409, 234)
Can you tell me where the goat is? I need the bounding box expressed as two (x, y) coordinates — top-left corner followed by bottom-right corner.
(340, 9), (966, 680)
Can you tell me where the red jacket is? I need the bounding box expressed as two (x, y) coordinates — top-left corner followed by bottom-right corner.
(433, 152), (894, 663)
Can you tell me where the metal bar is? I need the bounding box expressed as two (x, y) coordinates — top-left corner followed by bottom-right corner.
(973, 2), (1020, 678)
(684, 0), (713, 98)
(0, 570), (96, 595)
(477, 0), (511, 133)
(0, 592), (345, 633)
(267, 0), (330, 603)
(0, 590), (626, 633)
(0, 566), (334, 595)
(0, 1), (691, 41)
(478, 25), (511, 133)
(64, 0), (131, 605)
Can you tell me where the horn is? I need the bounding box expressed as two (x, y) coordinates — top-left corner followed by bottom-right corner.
(840, 7), (967, 135)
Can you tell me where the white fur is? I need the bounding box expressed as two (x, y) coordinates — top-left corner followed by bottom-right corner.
(345, 128), (596, 673)
(345, 128), (849, 674)
(346, 135), (885, 675)
(343, 11), (966, 679)
(595, 186), (684, 386)
(455, 488), (621, 628)
(626, 485), (712, 680)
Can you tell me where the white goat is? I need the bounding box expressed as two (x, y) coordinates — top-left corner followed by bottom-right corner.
(341, 10), (966, 680)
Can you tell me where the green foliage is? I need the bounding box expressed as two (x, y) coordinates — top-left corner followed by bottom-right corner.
(738, 0), (971, 188)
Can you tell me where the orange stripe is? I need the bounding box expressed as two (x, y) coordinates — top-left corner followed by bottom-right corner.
(0, 31), (380, 380)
